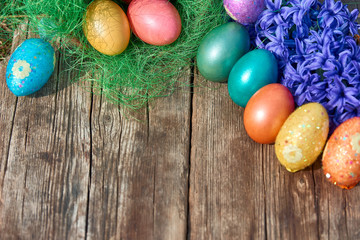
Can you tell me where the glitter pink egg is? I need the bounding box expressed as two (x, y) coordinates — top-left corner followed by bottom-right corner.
(223, 0), (265, 25)
(322, 117), (360, 189)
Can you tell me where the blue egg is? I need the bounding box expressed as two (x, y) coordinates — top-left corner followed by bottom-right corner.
(197, 22), (250, 82)
(6, 38), (55, 96)
(228, 49), (278, 107)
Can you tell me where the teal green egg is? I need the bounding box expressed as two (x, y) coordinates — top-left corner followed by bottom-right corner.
(228, 49), (278, 107)
(196, 22), (250, 82)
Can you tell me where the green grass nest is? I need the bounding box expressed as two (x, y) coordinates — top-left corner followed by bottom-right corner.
(0, 0), (227, 110)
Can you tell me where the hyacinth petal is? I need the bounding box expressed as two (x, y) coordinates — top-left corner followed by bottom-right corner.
(282, 7), (299, 19)
(332, 1), (343, 13)
(255, 0), (360, 130)
(301, 0), (316, 9)
(324, 0), (335, 9)
(350, 9), (359, 21)
(274, 0), (282, 9)
(265, 0), (276, 10)
(351, 61), (360, 73)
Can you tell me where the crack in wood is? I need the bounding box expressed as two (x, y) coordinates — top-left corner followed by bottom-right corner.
(186, 61), (195, 240)
(2, 97), (18, 189)
(146, 101), (150, 144)
(24, 112), (30, 151)
(344, 192), (349, 239)
(261, 145), (268, 240)
(116, 97), (123, 240)
(85, 82), (94, 240)
(327, 197), (330, 239)
(51, 42), (61, 145)
(311, 165), (321, 240)
(21, 167), (28, 222)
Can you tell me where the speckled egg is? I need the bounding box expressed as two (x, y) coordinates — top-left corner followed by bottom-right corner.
(275, 103), (329, 172)
(322, 117), (360, 189)
(6, 38), (55, 96)
(223, 0), (265, 25)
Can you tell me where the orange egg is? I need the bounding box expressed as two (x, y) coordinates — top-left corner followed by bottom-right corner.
(322, 117), (360, 189)
(244, 83), (295, 144)
(83, 0), (130, 56)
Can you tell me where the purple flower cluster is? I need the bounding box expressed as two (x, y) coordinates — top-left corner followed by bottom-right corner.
(255, 0), (360, 130)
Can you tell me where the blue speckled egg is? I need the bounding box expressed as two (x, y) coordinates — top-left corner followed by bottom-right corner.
(6, 38), (55, 96)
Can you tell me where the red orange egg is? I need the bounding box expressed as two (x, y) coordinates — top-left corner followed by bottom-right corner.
(127, 0), (182, 46)
(244, 83), (295, 144)
(322, 117), (360, 189)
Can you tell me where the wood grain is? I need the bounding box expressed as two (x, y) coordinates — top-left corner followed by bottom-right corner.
(189, 73), (266, 239)
(86, 72), (191, 239)
(0, 32), (91, 239)
(262, 145), (319, 239)
(0, 25), (25, 200)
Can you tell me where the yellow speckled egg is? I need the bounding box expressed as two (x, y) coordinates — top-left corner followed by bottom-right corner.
(275, 103), (329, 172)
(83, 0), (130, 56)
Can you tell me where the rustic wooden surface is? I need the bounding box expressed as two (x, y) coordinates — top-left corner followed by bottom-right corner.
(1, 2), (360, 239)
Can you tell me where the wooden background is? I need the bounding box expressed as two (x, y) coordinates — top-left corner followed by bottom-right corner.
(1, 2), (360, 239)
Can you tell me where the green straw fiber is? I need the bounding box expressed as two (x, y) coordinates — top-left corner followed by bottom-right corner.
(0, 0), (228, 110)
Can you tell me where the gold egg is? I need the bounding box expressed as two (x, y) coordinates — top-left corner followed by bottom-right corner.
(83, 0), (130, 56)
(275, 103), (329, 172)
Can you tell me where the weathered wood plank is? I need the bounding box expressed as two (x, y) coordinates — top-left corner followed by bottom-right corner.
(262, 145), (319, 239)
(189, 73), (266, 239)
(312, 160), (351, 240)
(0, 24), (26, 198)
(0, 33), (91, 239)
(87, 71), (191, 239)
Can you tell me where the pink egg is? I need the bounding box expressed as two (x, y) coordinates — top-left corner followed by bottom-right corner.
(223, 0), (265, 25)
(127, 0), (182, 46)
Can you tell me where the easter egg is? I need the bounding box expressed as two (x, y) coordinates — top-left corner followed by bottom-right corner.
(322, 117), (360, 189)
(228, 49), (278, 108)
(275, 103), (329, 172)
(244, 84), (295, 144)
(196, 22), (250, 82)
(127, 0), (182, 46)
(6, 38), (55, 96)
(223, 0), (265, 25)
(83, 0), (130, 56)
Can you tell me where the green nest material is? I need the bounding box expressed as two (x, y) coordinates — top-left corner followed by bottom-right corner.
(1, 0), (227, 110)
